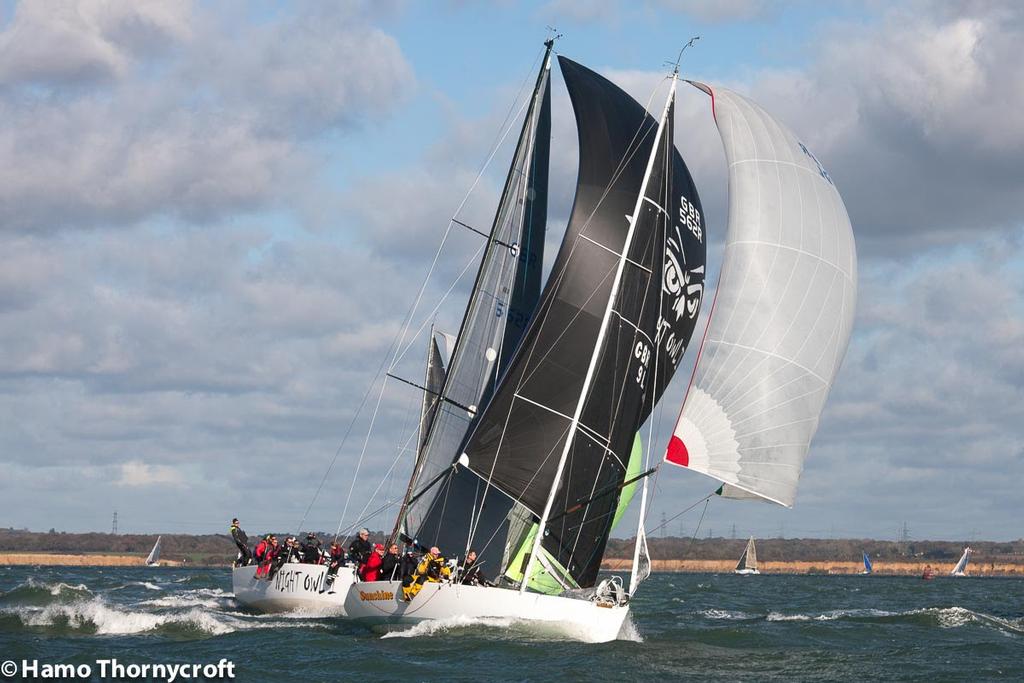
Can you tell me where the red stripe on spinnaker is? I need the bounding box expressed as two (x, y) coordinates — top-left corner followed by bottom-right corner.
(666, 436), (689, 467)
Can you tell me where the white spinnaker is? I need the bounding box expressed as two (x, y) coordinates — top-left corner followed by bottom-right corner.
(665, 83), (857, 507)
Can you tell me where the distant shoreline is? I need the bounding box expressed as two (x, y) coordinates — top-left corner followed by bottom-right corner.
(602, 558), (1024, 577)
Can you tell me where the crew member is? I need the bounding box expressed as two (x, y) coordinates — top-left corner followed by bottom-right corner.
(253, 534), (270, 577)
(348, 528), (372, 566)
(230, 518), (251, 567)
(327, 541), (346, 576)
(360, 544), (385, 581)
(268, 536), (288, 579)
(301, 532), (322, 564)
(256, 535), (277, 579)
(284, 537), (302, 564)
(402, 546), (450, 601)
(379, 543), (402, 581)
(460, 549), (489, 586)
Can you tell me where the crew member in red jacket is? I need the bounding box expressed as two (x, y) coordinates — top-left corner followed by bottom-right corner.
(359, 543), (385, 581)
(255, 535), (278, 579)
(253, 535), (269, 577)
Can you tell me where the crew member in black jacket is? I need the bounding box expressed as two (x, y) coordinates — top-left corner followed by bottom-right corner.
(459, 549), (489, 586)
(379, 543), (402, 581)
(301, 532), (323, 564)
(230, 518), (251, 567)
(348, 528), (373, 566)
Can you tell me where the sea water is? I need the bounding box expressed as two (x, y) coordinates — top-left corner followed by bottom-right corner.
(1, 566), (1021, 681)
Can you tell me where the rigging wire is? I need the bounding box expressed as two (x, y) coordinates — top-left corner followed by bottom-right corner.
(316, 46), (546, 541)
(334, 405), (422, 543)
(389, 58), (540, 371)
(605, 489), (715, 572)
(294, 333), (399, 535)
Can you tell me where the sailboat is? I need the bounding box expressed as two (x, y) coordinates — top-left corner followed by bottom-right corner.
(343, 36), (855, 642)
(342, 40), (706, 642)
(861, 551), (873, 575)
(145, 536), (162, 567)
(236, 34), (857, 641)
(734, 537), (759, 575)
(950, 547), (972, 577)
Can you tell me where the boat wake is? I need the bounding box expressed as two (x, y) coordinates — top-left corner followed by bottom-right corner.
(617, 614), (644, 642)
(378, 612), (644, 643)
(380, 615), (518, 639)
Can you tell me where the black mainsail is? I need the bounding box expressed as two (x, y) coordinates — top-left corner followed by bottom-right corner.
(451, 58), (706, 589)
(396, 42), (553, 542)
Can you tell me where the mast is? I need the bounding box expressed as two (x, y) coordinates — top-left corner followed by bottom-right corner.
(521, 73), (679, 595)
(628, 74), (676, 595)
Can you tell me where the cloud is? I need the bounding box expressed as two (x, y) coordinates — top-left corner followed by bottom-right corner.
(1, 2), (1022, 542)
(0, 0), (192, 86)
(116, 460), (185, 487)
(538, 0), (621, 24)
(654, 0), (776, 23)
(725, 2), (1024, 254)
(0, 1), (414, 233)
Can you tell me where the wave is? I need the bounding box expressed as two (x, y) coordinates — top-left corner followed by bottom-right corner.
(135, 582), (162, 591)
(763, 606), (1022, 635)
(0, 596), (330, 638)
(701, 608), (758, 621)
(3, 599), (229, 636)
(766, 608), (892, 622)
(0, 579), (93, 606)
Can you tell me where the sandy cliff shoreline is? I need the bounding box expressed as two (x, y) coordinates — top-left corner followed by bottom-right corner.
(0, 553), (184, 567)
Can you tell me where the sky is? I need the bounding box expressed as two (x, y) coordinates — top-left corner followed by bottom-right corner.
(0, 0), (1021, 544)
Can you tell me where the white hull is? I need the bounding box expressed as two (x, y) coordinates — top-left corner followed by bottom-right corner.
(343, 580), (630, 643)
(734, 569), (760, 575)
(232, 564), (355, 615)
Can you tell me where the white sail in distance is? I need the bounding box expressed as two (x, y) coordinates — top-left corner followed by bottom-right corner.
(665, 83), (858, 507)
(951, 547), (972, 576)
(145, 536), (162, 566)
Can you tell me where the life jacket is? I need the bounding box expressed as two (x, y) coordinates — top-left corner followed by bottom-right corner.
(412, 554), (449, 584)
(401, 554), (449, 601)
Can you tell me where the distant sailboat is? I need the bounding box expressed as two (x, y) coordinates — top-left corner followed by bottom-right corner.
(734, 537), (760, 575)
(951, 547), (972, 577)
(861, 552), (873, 575)
(145, 536), (162, 567)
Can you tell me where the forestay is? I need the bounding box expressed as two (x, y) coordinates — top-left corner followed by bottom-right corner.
(665, 83), (857, 507)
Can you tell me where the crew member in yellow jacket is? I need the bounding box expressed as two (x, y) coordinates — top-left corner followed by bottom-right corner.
(402, 546), (451, 601)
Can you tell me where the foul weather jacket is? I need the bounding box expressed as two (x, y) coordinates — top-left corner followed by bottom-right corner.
(360, 551), (383, 582)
